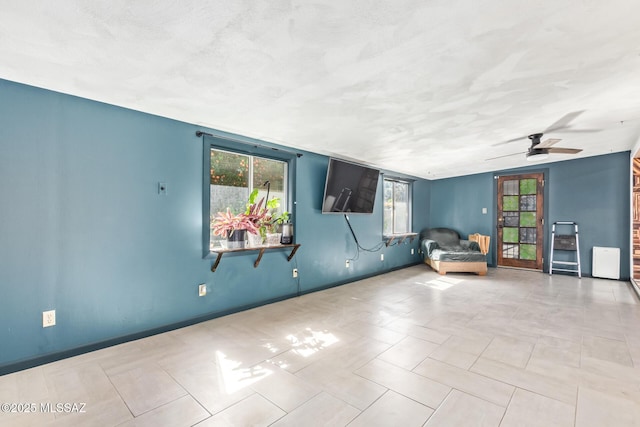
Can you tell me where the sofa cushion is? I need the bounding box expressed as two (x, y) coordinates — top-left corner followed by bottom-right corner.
(422, 228), (461, 247)
(430, 248), (487, 262)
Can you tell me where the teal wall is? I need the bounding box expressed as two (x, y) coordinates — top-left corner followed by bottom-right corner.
(430, 152), (631, 278)
(0, 76), (631, 372)
(430, 173), (496, 262)
(0, 79), (427, 371)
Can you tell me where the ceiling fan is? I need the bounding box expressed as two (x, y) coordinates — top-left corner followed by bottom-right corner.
(523, 133), (582, 161)
(487, 110), (597, 161)
(486, 133), (583, 161)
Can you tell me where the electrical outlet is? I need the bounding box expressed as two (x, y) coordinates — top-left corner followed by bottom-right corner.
(43, 310), (56, 328)
(292, 268), (298, 278)
(380, 253), (384, 261)
(198, 284), (207, 297)
(345, 259), (350, 268)
(411, 248), (415, 255)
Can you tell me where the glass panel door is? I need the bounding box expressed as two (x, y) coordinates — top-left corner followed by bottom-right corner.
(497, 173), (544, 270)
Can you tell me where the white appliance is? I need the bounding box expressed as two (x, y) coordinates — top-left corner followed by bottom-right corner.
(592, 247), (620, 279)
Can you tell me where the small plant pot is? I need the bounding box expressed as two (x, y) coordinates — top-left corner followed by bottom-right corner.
(247, 232), (264, 247)
(266, 233), (282, 246)
(226, 229), (247, 249)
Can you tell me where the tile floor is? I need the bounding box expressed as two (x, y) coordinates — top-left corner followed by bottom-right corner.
(1, 266), (640, 426)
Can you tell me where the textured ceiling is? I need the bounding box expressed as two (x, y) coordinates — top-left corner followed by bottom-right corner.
(2, 0), (640, 178)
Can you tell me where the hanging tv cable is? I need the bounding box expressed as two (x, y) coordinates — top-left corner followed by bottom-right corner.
(343, 215), (387, 261)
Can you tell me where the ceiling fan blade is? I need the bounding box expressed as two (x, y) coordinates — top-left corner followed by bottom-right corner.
(491, 136), (528, 146)
(536, 138), (562, 148)
(552, 128), (601, 133)
(485, 151), (525, 160)
(547, 147), (583, 154)
(544, 110), (585, 133)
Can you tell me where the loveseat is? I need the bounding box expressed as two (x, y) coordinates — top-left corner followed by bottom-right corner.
(420, 228), (487, 276)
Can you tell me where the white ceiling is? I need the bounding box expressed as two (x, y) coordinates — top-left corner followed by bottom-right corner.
(2, 1), (640, 179)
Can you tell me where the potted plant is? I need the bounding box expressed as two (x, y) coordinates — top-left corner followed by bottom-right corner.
(211, 208), (261, 249)
(244, 189), (273, 247)
(245, 189), (289, 246)
(264, 210), (290, 245)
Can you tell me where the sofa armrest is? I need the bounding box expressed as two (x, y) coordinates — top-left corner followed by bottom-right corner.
(460, 240), (481, 252)
(421, 239), (439, 258)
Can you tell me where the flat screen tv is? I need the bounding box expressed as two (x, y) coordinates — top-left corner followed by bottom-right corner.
(322, 158), (380, 214)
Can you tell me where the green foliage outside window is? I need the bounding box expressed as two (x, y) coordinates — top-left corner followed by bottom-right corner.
(210, 150), (248, 187)
(253, 157), (285, 192)
(210, 150), (284, 191)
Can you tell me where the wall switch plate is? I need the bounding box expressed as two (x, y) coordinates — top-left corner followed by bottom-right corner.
(158, 182), (167, 195)
(198, 284), (207, 297)
(411, 248), (415, 255)
(380, 253), (384, 261)
(293, 268), (298, 278)
(43, 310), (56, 327)
(482, 207), (487, 214)
(345, 260), (350, 268)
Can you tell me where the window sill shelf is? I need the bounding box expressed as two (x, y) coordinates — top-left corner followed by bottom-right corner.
(208, 243), (301, 272)
(383, 233), (418, 246)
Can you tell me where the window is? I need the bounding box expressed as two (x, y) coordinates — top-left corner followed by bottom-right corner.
(206, 146), (288, 251)
(383, 177), (412, 235)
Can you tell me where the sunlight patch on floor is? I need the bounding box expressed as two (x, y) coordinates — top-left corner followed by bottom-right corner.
(416, 276), (465, 290)
(262, 341), (281, 353)
(286, 328), (339, 358)
(216, 351), (273, 394)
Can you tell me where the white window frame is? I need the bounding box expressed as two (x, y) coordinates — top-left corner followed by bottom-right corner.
(383, 177), (413, 236)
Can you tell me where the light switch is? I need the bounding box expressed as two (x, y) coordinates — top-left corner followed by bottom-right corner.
(482, 207), (487, 214)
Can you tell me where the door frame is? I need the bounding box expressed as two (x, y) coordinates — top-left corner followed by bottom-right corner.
(493, 169), (549, 271)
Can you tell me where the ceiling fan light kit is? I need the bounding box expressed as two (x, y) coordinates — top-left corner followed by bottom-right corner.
(526, 150), (549, 161)
(526, 134), (549, 161)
